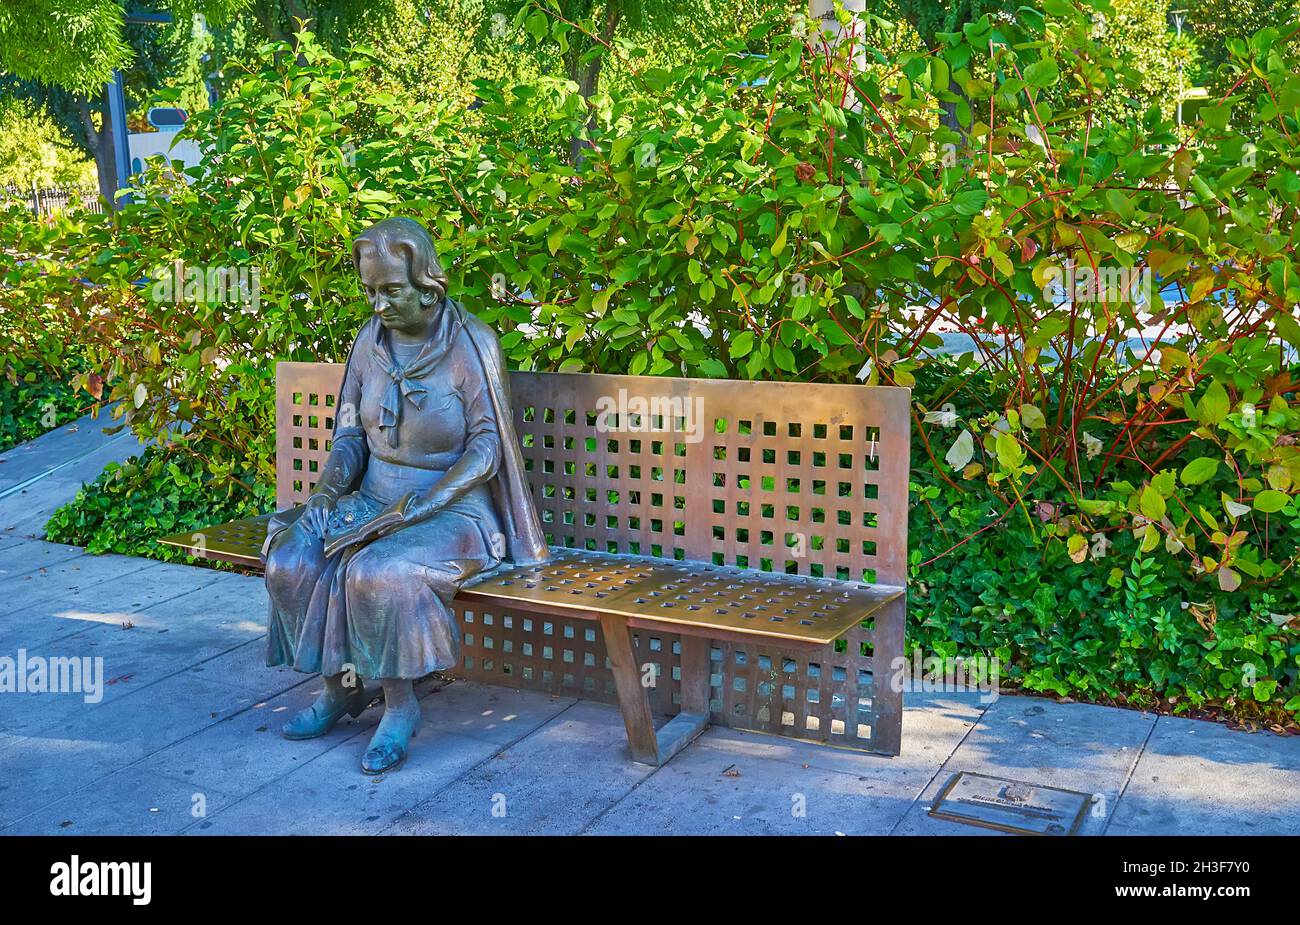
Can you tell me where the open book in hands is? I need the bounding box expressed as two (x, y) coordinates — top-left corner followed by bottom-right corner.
(322, 492), (415, 558)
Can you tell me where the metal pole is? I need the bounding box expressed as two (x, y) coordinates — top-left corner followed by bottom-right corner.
(106, 69), (132, 206)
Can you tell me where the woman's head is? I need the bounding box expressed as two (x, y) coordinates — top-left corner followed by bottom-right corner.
(352, 217), (450, 334)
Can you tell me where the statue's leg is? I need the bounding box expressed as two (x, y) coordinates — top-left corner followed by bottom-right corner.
(268, 518), (377, 739)
(360, 678), (422, 774)
(263, 517), (326, 669)
(281, 671), (375, 741)
(343, 515), (495, 773)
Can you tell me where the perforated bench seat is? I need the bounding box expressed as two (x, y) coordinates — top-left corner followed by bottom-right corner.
(159, 531), (903, 648)
(162, 515), (271, 568)
(158, 363), (911, 765)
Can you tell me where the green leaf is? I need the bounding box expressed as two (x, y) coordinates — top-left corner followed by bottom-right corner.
(995, 432), (1024, 469)
(1196, 382), (1229, 426)
(1253, 490), (1289, 513)
(771, 223), (788, 257)
(1023, 59), (1059, 88)
(1019, 404), (1046, 430)
(1139, 484), (1166, 521)
(952, 189), (989, 216)
(729, 330), (755, 359)
(1180, 457), (1219, 485)
(524, 11), (549, 42)
(1274, 310), (1300, 347)
(1115, 231), (1147, 253)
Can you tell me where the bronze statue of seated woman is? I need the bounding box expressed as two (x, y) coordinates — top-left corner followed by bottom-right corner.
(261, 217), (548, 774)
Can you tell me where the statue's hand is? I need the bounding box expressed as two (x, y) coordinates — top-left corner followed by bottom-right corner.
(302, 493), (335, 537)
(402, 493), (442, 527)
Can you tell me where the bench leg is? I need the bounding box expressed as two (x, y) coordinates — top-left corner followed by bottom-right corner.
(654, 634), (711, 761)
(599, 612), (661, 764)
(598, 615), (712, 766)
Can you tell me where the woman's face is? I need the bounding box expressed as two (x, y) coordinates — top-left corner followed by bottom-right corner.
(358, 248), (431, 334)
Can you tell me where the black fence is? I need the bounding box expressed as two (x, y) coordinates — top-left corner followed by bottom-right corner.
(2, 184), (105, 216)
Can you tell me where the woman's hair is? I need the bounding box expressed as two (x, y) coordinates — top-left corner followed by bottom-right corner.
(351, 217), (449, 304)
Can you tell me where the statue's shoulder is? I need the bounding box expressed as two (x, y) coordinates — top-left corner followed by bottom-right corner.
(459, 305), (497, 341)
(457, 304), (505, 359)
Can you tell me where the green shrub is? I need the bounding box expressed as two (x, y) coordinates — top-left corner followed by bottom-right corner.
(19, 0), (1300, 722)
(0, 371), (85, 453)
(44, 445), (272, 561)
(909, 363), (1300, 725)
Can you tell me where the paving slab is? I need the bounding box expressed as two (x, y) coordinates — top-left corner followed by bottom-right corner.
(189, 729), (500, 835)
(0, 559), (236, 650)
(141, 679), (372, 802)
(1105, 715), (1300, 836)
(3, 766), (239, 836)
(0, 408), (135, 491)
(890, 694), (1155, 835)
(412, 679), (578, 746)
(0, 539), (87, 584)
(387, 700), (661, 835)
(0, 576), (273, 737)
(143, 679), (570, 836)
(0, 408), (145, 539)
(0, 549), (159, 620)
(588, 692), (986, 835)
(0, 672), (270, 829)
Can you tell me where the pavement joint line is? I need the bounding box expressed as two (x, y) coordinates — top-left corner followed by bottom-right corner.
(0, 624), (302, 787)
(0, 768), (244, 835)
(573, 718), (863, 835)
(0, 431), (137, 502)
(576, 739), (675, 836)
(173, 676), (441, 835)
(886, 695), (994, 836)
(1101, 710), (1160, 836)
(183, 685), (582, 836)
(0, 545), (90, 590)
(0, 553), (184, 621)
(0, 643), (318, 833)
(11, 565), (247, 651)
(375, 696), (585, 836)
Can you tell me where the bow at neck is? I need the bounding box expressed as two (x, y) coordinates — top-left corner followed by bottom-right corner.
(369, 299), (465, 448)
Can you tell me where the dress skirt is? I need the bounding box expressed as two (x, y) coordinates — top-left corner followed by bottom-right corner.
(262, 460), (504, 680)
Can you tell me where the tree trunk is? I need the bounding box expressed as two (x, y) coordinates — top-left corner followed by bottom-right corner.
(75, 94), (116, 206)
(567, 3), (624, 166)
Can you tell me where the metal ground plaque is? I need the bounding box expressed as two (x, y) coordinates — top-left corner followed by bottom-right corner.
(928, 772), (1092, 835)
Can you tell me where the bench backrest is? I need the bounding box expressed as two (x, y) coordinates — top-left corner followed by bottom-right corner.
(275, 363), (910, 586)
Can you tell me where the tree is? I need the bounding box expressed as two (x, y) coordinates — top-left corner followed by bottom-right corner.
(0, 97), (95, 187)
(0, 0), (131, 94)
(509, 0), (786, 161)
(0, 0), (247, 201)
(1186, 0), (1300, 102)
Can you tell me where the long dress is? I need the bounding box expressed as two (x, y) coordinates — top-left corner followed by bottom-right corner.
(262, 303), (506, 680)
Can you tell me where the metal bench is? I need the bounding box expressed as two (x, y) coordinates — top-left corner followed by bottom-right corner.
(161, 363), (910, 764)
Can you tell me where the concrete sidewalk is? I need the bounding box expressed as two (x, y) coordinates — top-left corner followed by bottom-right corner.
(0, 407), (146, 541)
(0, 535), (1297, 836)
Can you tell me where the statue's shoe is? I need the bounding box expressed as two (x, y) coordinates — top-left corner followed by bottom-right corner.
(361, 704), (421, 774)
(282, 685), (378, 741)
